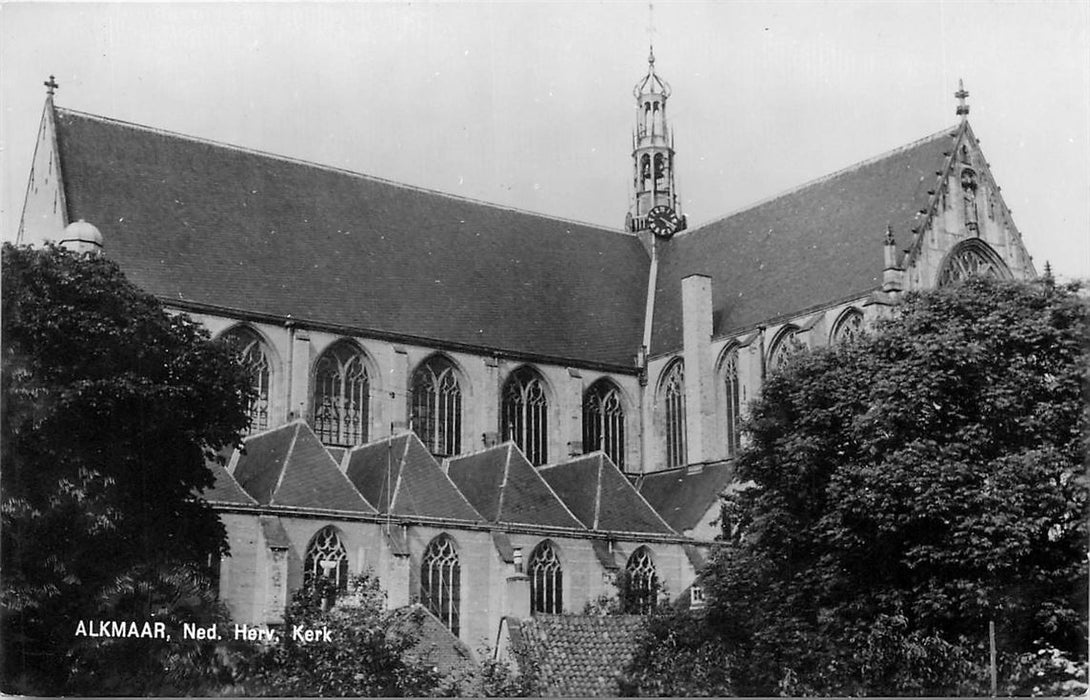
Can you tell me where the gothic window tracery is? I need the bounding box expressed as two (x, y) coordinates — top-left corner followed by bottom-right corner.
(582, 379), (626, 468)
(220, 326), (272, 434)
(768, 326), (803, 372)
(625, 547), (658, 615)
(529, 541), (563, 614)
(410, 355), (462, 458)
(421, 535), (460, 635)
(937, 240), (1012, 286)
(831, 308), (864, 344)
(661, 361), (686, 468)
(502, 366), (549, 466)
(313, 341), (370, 447)
(720, 347), (741, 457)
(304, 526), (349, 592)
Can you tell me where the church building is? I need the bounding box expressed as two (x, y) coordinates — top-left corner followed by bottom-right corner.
(17, 53), (1035, 656)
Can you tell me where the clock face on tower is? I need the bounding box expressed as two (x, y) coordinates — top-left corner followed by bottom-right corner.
(647, 205), (681, 239)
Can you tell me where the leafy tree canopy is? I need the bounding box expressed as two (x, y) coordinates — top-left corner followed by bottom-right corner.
(1, 243), (253, 693)
(631, 277), (1089, 696)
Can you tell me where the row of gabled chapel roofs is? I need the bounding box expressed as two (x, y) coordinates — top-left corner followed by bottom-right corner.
(45, 104), (981, 366)
(204, 419), (724, 543)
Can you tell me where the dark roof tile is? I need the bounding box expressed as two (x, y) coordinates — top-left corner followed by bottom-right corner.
(539, 453), (675, 535)
(446, 444), (584, 530)
(232, 421), (375, 513)
(53, 108), (648, 368)
(635, 461), (734, 534)
(509, 614), (646, 696)
(652, 129), (955, 353)
(343, 433), (481, 521)
(203, 459), (256, 506)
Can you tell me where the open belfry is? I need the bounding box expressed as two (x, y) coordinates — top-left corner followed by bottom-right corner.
(18, 46), (1035, 672)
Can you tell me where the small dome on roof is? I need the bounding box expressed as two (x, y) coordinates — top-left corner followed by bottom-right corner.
(63, 219), (103, 244)
(59, 219), (103, 254)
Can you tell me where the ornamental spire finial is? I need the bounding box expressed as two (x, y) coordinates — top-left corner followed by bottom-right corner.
(44, 75), (59, 97)
(955, 78), (970, 121)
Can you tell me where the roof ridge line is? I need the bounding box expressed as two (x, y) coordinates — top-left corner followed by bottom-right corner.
(593, 454), (604, 530)
(268, 421), (301, 506)
(681, 124), (959, 236)
(496, 444), (512, 522)
(54, 106), (631, 237)
(388, 431), (412, 515)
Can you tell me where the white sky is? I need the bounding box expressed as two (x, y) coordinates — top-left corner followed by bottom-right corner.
(2, 1), (1087, 280)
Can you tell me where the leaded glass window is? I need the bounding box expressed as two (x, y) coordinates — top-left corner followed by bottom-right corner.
(410, 355), (462, 458)
(662, 361), (686, 468)
(831, 308), (864, 344)
(502, 366), (549, 466)
(220, 326), (272, 434)
(582, 380), (626, 468)
(421, 535), (460, 635)
(937, 241), (1011, 286)
(304, 526), (349, 591)
(768, 327), (803, 372)
(625, 547), (658, 615)
(313, 341), (369, 447)
(529, 541), (563, 614)
(721, 348), (741, 457)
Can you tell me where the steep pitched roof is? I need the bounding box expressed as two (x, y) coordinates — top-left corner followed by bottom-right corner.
(343, 433), (482, 522)
(202, 459), (257, 506)
(231, 421), (375, 513)
(505, 614), (646, 696)
(635, 461), (733, 535)
(445, 444), (584, 530)
(52, 108), (649, 368)
(387, 605), (476, 676)
(538, 453), (675, 535)
(651, 127), (957, 354)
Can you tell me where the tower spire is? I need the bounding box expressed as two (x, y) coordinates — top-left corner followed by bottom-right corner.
(626, 49), (684, 236)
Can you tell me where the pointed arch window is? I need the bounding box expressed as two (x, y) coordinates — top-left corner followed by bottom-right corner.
(831, 308), (864, 344)
(768, 326), (803, 373)
(529, 541), (563, 614)
(937, 240), (1012, 286)
(313, 341), (370, 447)
(220, 326), (272, 434)
(502, 366), (549, 466)
(625, 547), (658, 615)
(582, 380), (626, 468)
(410, 355), (462, 458)
(721, 348), (741, 457)
(304, 526), (349, 592)
(662, 361), (686, 468)
(421, 535), (460, 635)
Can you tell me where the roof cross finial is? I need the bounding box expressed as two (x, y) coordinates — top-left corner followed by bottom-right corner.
(955, 78), (970, 121)
(44, 75), (59, 96)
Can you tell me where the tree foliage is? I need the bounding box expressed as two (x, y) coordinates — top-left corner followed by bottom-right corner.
(234, 574), (444, 696)
(628, 277), (1089, 695)
(1, 244), (253, 693)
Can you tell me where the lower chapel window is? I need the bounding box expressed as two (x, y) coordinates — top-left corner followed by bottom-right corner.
(313, 341), (369, 447)
(768, 327), (803, 372)
(220, 326), (271, 434)
(625, 547), (659, 615)
(304, 526), (349, 592)
(410, 355), (462, 457)
(831, 308), (864, 344)
(421, 535), (460, 635)
(502, 366), (549, 466)
(721, 349), (740, 457)
(529, 541), (563, 614)
(582, 380), (626, 468)
(662, 361), (686, 468)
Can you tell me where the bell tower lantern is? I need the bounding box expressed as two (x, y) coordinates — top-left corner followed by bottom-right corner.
(626, 47), (685, 237)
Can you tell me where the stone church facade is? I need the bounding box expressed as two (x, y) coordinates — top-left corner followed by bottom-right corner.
(18, 56), (1035, 653)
